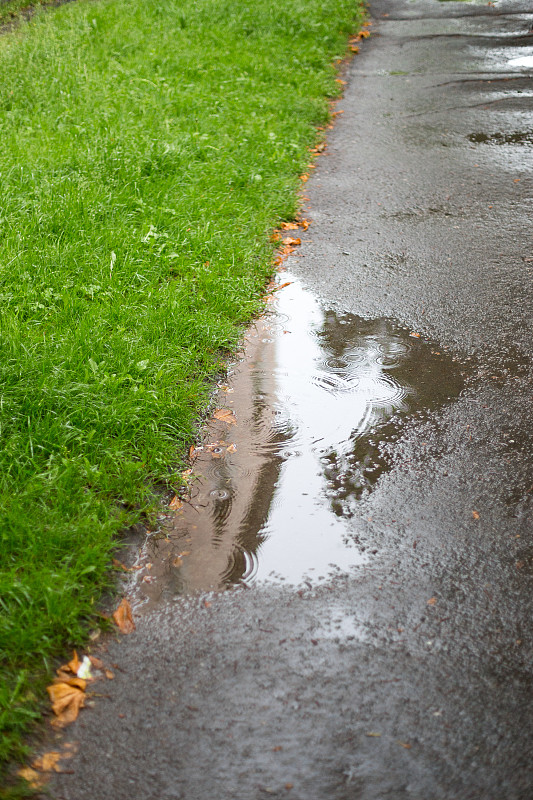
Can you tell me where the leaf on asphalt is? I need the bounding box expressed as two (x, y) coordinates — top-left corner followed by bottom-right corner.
(397, 741), (412, 749)
(427, 597), (437, 606)
(189, 444), (197, 460)
(105, 669), (115, 680)
(281, 222), (299, 230)
(282, 237), (301, 246)
(226, 443), (237, 453)
(47, 682), (86, 727)
(112, 598), (136, 634)
(351, 45), (360, 53)
(472, 510), (480, 520)
(17, 767), (46, 789)
(89, 656), (105, 670)
(112, 558), (143, 572)
(214, 408), (236, 425)
(365, 731), (382, 737)
(409, 331), (421, 338)
(300, 219), (310, 230)
(67, 651), (80, 675)
(32, 751), (63, 773)
(169, 494), (183, 511)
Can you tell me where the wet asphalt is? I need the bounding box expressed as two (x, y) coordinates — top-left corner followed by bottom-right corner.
(49, 1), (533, 798)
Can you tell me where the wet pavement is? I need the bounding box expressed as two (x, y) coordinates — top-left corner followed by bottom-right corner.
(49, 1), (533, 798)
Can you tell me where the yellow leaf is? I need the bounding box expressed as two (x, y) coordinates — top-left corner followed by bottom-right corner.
(112, 598), (136, 634)
(169, 494), (183, 511)
(32, 751), (62, 773)
(17, 767), (46, 789)
(213, 408), (236, 425)
(46, 682), (85, 727)
(67, 650), (80, 675)
(282, 237), (301, 247)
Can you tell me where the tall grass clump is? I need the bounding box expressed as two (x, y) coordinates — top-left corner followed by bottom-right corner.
(0, 0), (364, 775)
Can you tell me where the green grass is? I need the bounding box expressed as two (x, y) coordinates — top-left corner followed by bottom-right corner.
(0, 0), (364, 782)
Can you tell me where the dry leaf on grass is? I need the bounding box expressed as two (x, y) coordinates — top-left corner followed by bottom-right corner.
(17, 767), (46, 789)
(112, 598), (135, 634)
(213, 408), (236, 425)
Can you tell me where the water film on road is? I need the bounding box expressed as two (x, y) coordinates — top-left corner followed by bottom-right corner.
(130, 275), (464, 607)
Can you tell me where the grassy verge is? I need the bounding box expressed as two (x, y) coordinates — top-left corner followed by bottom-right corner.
(0, 0), (364, 781)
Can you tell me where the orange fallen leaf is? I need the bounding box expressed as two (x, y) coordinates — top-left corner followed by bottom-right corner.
(47, 682), (86, 727)
(112, 558), (142, 572)
(282, 237), (301, 247)
(427, 597), (437, 606)
(409, 331), (421, 338)
(17, 767), (46, 789)
(472, 510), (480, 520)
(281, 221), (299, 230)
(300, 174), (309, 183)
(32, 751), (62, 773)
(351, 45), (360, 53)
(67, 651), (80, 675)
(112, 598), (135, 634)
(105, 669), (115, 680)
(213, 408), (236, 425)
(53, 676), (87, 691)
(89, 656), (105, 670)
(226, 443), (237, 453)
(270, 232), (282, 242)
(398, 741), (412, 749)
(300, 219), (310, 230)
(169, 495), (183, 511)
(360, 29), (371, 38)
(336, 78), (346, 85)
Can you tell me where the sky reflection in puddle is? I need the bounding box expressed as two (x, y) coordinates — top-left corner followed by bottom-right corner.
(134, 276), (464, 602)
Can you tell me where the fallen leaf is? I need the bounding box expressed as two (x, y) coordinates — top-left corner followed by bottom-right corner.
(397, 741), (412, 749)
(472, 510), (480, 520)
(409, 331), (421, 338)
(67, 651), (80, 675)
(47, 682), (86, 727)
(173, 556), (183, 568)
(17, 767), (46, 789)
(105, 669), (115, 680)
(285, 784), (294, 791)
(169, 495), (183, 511)
(226, 443), (237, 453)
(351, 45), (360, 53)
(204, 600), (211, 608)
(270, 232), (282, 242)
(281, 222), (299, 230)
(272, 745), (283, 752)
(300, 219), (310, 230)
(366, 731), (382, 737)
(53, 676), (87, 691)
(32, 751), (62, 773)
(89, 656), (105, 670)
(282, 237), (301, 247)
(427, 597), (437, 606)
(300, 174), (309, 183)
(213, 408), (236, 425)
(112, 598), (135, 634)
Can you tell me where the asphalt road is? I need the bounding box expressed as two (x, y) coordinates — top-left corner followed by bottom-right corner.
(49, 1), (533, 798)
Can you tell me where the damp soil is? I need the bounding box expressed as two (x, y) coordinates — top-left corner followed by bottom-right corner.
(127, 276), (466, 608)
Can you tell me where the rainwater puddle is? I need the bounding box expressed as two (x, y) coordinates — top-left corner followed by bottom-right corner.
(133, 276), (464, 606)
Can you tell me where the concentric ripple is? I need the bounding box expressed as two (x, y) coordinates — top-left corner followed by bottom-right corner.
(137, 274), (464, 600)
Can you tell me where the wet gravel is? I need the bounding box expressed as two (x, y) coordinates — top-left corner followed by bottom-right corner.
(49, 1), (533, 798)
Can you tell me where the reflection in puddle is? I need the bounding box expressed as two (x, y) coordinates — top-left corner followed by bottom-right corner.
(134, 276), (464, 603)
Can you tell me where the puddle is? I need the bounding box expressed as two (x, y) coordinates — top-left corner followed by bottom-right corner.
(468, 130), (533, 146)
(507, 55), (533, 69)
(131, 276), (464, 606)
